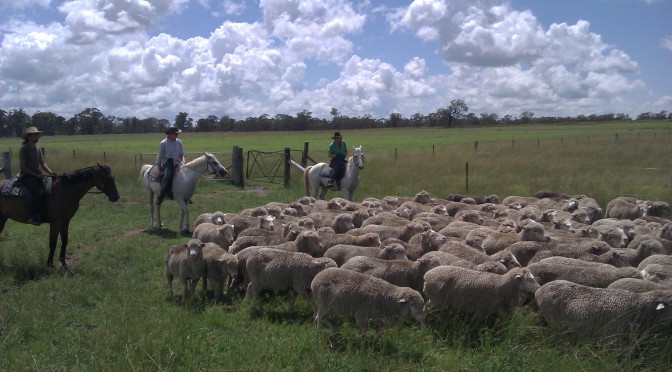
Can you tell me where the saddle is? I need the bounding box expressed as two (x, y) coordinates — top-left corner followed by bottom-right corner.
(146, 165), (163, 182)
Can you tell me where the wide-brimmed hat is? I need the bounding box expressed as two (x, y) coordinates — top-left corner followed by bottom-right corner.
(165, 126), (182, 135)
(20, 127), (43, 140)
(331, 131), (342, 139)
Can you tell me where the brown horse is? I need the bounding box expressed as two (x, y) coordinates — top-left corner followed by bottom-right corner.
(0, 164), (120, 267)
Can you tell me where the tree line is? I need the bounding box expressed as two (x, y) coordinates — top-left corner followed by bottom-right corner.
(1, 100), (669, 137)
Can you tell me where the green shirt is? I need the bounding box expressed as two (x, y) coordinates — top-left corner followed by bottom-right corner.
(328, 140), (347, 157)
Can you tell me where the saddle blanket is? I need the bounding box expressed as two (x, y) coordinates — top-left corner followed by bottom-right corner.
(146, 165), (162, 182)
(0, 178), (23, 197)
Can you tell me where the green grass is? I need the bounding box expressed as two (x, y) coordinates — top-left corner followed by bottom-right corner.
(1, 122), (671, 370)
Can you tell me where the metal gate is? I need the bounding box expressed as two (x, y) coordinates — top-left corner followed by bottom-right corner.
(246, 149), (303, 185)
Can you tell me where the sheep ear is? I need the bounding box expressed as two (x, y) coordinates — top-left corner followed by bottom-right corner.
(515, 274), (522, 280)
(656, 303), (665, 310)
(398, 298), (408, 304)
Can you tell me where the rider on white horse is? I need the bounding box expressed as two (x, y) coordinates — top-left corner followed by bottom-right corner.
(156, 126), (185, 204)
(327, 131), (347, 187)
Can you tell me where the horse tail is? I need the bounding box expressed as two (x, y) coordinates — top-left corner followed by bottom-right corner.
(303, 165), (313, 196)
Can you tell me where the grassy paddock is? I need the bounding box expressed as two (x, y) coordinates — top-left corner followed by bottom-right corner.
(1, 122), (671, 370)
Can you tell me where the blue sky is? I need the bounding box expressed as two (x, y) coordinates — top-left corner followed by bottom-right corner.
(0, 0), (670, 121)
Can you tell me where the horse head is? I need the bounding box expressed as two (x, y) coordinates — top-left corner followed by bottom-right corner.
(95, 163), (120, 202)
(203, 152), (228, 177)
(351, 146), (365, 170)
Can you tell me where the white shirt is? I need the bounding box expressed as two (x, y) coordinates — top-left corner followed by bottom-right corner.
(156, 137), (184, 165)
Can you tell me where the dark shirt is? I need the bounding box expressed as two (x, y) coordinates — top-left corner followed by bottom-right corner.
(20, 142), (43, 177)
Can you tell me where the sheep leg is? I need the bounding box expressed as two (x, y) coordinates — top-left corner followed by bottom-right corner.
(213, 280), (223, 302)
(166, 273), (174, 299)
(314, 305), (337, 332)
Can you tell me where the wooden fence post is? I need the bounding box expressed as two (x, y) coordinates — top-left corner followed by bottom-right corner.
(1, 152), (11, 179)
(473, 141), (478, 152)
(284, 148), (291, 188)
(302, 142), (309, 167)
(232, 146), (244, 187)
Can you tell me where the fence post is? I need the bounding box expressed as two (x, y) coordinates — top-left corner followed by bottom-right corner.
(232, 146), (244, 187)
(432, 145), (435, 156)
(284, 148), (291, 188)
(614, 133), (619, 140)
(465, 161), (469, 193)
(302, 142), (309, 167)
(473, 141), (478, 152)
(537, 139), (540, 147)
(72, 149), (76, 159)
(395, 148), (398, 160)
(511, 140), (515, 147)
(2, 152), (11, 179)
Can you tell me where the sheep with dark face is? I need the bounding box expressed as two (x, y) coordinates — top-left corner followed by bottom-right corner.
(422, 266), (540, 323)
(310, 267), (426, 339)
(535, 280), (672, 338)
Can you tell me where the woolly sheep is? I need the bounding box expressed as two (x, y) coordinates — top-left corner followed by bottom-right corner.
(201, 242), (239, 301)
(608, 278), (671, 293)
(507, 238), (614, 267)
(310, 267), (426, 338)
(415, 251), (507, 274)
(192, 223), (235, 251)
(605, 197), (650, 220)
(640, 263), (672, 284)
(637, 254), (672, 270)
(535, 280), (672, 338)
(323, 242), (408, 267)
(527, 256), (641, 288)
(348, 221), (429, 242)
(165, 239), (205, 303)
(318, 230), (381, 251)
(341, 254), (442, 292)
(404, 230), (448, 260)
(192, 211), (226, 230)
(361, 211), (412, 227)
(481, 219), (551, 255)
(245, 248), (337, 312)
(438, 240), (521, 271)
(224, 213), (275, 238)
(330, 213), (355, 233)
(422, 266), (540, 323)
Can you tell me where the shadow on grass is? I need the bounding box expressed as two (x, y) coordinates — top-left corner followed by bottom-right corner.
(0, 259), (59, 285)
(142, 228), (187, 239)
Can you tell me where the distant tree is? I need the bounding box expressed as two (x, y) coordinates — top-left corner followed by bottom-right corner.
(479, 112), (499, 125)
(520, 111), (535, 124)
(32, 111), (65, 136)
(196, 115), (218, 132)
(296, 110), (312, 131)
(387, 112), (402, 128)
(4, 108), (31, 137)
(409, 113), (424, 127)
(466, 112), (479, 126)
(175, 112), (192, 131)
(501, 115), (513, 124)
(439, 99), (468, 127)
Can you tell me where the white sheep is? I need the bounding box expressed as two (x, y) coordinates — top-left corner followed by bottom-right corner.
(481, 219), (551, 255)
(637, 254), (672, 270)
(535, 280), (672, 338)
(404, 230), (448, 260)
(310, 267), (426, 338)
(318, 230), (381, 250)
(605, 197), (650, 220)
(527, 256), (642, 288)
(224, 213), (275, 238)
(192, 211), (226, 230)
(201, 242), (239, 301)
(245, 248), (337, 312)
(640, 263), (672, 284)
(438, 240), (521, 271)
(607, 278), (671, 293)
(422, 266), (540, 323)
(348, 221), (429, 242)
(192, 222), (235, 251)
(323, 242), (408, 267)
(341, 254), (441, 292)
(419, 251), (507, 274)
(164, 239), (206, 303)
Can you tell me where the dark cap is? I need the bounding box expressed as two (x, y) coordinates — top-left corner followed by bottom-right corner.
(331, 131), (342, 139)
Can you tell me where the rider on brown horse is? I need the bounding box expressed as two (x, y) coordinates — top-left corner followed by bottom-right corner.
(19, 127), (56, 225)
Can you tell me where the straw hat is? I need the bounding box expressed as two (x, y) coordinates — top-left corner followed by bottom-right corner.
(20, 127), (43, 140)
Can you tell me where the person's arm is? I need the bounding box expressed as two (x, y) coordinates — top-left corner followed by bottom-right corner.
(39, 158), (55, 175)
(156, 141), (165, 171)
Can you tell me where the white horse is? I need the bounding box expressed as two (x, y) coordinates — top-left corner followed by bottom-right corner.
(141, 152), (228, 232)
(304, 145), (364, 201)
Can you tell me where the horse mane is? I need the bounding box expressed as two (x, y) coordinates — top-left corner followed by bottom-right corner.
(58, 165), (105, 186)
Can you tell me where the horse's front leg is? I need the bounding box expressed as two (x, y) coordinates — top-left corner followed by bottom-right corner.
(58, 220), (71, 267)
(47, 223), (60, 267)
(148, 192), (155, 228)
(175, 199), (189, 233)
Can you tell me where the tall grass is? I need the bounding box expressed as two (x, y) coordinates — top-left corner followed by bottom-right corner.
(1, 123), (671, 370)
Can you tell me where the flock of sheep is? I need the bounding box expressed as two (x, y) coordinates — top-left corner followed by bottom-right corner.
(164, 190), (672, 340)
